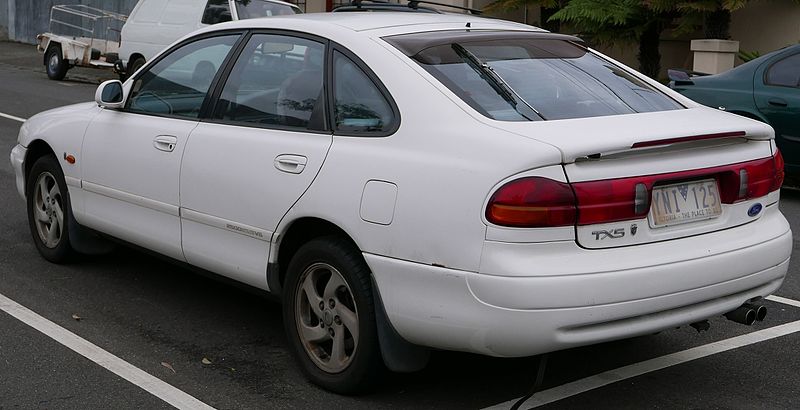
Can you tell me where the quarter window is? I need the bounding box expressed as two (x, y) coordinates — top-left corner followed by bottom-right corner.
(213, 34), (325, 130)
(127, 35), (238, 118)
(765, 53), (800, 87)
(333, 51), (395, 133)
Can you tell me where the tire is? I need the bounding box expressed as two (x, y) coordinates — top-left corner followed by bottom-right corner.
(26, 155), (74, 263)
(45, 44), (68, 81)
(283, 236), (384, 394)
(128, 57), (146, 77)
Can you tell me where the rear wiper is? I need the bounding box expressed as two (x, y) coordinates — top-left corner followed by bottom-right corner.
(450, 43), (543, 120)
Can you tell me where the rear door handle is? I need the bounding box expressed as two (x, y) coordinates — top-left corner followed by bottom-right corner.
(768, 98), (788, 107)
(274, 154), (307, 174)
(153, 135), (178, 152)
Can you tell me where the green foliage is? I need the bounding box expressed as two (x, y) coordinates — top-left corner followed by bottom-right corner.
(549, 0), (662, 43)
(737, 49), (761, 62)
(481, 0), (798, 78)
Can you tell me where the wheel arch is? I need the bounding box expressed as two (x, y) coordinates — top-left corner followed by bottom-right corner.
(24, 139), (57, 186)
(270, 216), (430, 372)
(127, 53), (145, 73)
(270, 217), (359, 296)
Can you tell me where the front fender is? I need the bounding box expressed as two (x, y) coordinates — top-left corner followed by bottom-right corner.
(19, 102), (102, 189)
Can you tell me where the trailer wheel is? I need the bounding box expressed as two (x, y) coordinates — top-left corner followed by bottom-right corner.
(45, 44), (68, 81)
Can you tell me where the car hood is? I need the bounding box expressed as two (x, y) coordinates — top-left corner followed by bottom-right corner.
(488, 106), (774, 163)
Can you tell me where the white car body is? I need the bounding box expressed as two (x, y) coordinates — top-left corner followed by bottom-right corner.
(11, 12), (791, 377)
(118, 0), (301, 70)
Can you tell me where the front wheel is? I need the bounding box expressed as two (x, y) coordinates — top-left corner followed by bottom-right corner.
(26, 155), (74, 263)
(283, 236), (384, 394)
(45, 44), (68, 80)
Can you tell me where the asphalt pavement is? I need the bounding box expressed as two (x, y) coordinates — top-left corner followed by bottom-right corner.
(0, 40), (799, 409)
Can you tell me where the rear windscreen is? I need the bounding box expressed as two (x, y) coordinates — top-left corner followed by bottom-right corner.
(386, 32), (683, 121)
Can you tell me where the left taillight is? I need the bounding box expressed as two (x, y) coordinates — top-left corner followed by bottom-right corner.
(485, 177), (577, 227)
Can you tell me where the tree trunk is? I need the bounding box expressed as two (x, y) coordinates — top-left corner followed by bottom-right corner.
(638, 22), (662, 79)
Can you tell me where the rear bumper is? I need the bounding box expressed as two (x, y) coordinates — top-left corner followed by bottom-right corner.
(368, 206), (791, 357)
(10, 143), (26, 200)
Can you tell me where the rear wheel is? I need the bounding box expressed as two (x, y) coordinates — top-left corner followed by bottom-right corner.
(128, 57), (146, 77)
(283, 236), (383, 394)
(45, 44), (68, 81)
(26, 155), (74, 263)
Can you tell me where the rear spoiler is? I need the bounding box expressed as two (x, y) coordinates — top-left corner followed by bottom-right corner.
(667, 68), (711, 86)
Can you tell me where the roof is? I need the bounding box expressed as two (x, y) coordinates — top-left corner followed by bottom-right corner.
(214, 12), (544, 34)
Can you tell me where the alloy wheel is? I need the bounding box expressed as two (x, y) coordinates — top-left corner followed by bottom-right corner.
(294, 262), (359, 373)
(32, 171), (64, 249)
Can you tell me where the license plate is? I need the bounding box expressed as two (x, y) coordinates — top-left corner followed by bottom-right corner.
(649, 179), (722, 227)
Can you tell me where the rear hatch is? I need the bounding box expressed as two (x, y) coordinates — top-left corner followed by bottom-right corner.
(491, 107), (783, 248)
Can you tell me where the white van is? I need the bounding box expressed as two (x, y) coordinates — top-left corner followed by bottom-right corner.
(118, 0), (301, 75)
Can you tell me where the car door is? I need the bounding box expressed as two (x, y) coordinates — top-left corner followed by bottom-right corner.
(179, 32), (332, 288)
(754, 50), (800, 171)
(80, 33), (241, 260)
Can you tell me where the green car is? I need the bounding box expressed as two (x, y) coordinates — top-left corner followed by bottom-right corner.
(669, 45), (800, 173)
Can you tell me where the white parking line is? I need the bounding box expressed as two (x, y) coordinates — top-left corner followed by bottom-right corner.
(767, 295), (800, 309)
(0, 292), (215, 410)
(0, 111), (26, 123)
(485, 296), (800, 410)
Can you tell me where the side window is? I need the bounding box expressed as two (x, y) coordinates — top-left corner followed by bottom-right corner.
(202, 0), (232, 25)
(765, 53), (800, 88)
(127, 35), (238, 118)
(213, 34), (325, 130)
(333, 51), (396, 134)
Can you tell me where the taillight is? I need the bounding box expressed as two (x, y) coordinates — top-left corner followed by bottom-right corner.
(773, 149), (785, 191)
(487, 152), (783, 228)
(486, 177), (576, 227)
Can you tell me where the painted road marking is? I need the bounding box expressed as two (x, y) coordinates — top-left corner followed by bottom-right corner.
(0, 111), (26, 123)
(485, 296), (800, 410)
(767, 294), (800, 309)
(0, 292), (215, 410)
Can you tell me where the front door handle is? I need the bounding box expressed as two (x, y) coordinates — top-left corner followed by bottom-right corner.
(274, 154), (307, 174)
(153, 135), (178, 152)
(768, 98), (788, 107)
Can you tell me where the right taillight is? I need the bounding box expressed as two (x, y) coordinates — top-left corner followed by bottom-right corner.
(485, 177), (576, 227)
(772, 148), (785, 192)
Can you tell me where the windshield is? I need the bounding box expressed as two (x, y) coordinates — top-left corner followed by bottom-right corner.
(386, 32), (683, 121)
(235, 0), (301, 18)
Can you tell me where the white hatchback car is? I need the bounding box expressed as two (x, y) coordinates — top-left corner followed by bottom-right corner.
(10, 11), (792, 393)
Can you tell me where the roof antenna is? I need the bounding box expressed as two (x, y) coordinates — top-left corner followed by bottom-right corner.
(466, 22), (471, 28)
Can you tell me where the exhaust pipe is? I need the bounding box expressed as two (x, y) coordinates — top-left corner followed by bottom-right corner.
(725, 305), (756, 325)
(743, 303), (767, 322)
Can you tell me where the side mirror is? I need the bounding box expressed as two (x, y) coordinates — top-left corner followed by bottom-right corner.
(95, 80), (124, 109)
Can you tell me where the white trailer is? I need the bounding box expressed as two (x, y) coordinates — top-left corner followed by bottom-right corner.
(36, 5), (128, 80)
